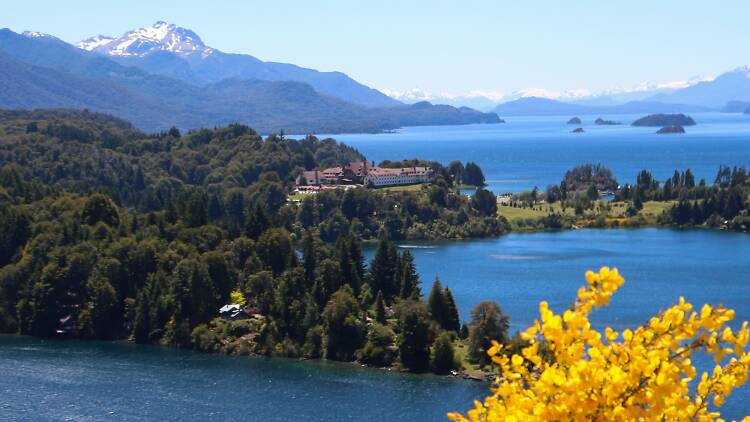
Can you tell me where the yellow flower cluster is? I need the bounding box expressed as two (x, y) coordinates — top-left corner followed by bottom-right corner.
(449, 267), (750, 421)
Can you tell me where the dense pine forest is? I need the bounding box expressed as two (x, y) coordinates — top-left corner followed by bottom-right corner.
(0, 109), (510, 375)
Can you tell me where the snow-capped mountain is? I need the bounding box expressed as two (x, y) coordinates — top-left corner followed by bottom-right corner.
(73, 21), (399, 108)
(76, 21), (213, 57)
(21, 31), (53, 38)
(76, 35), (115, 51)
(379, 88), (503, 111)
(384, 74), (718, 109)
(646, 65), (750, 107)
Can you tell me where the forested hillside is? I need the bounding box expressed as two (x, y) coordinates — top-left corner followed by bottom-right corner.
(0, 110), (509, 374)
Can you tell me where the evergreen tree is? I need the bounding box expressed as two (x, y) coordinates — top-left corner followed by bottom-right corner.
(202, 251), (232, 306)
(207, 194), (225, 222)
(184, 191), (207, 228)
(322, 285), (365, 361)
(443, 287), (461, 332)
(447, 160), (465, 184)
(245, 271), (275, 315)
(431, 331), (458, 374)
(347, 234), (367, 285)
(0, 205), (30, 266)
(297, 197), (317, 228)
(399, 250), (420, 299)
(464, 162), (486, 186)
(395, 300), (431, 372)
(368, 234), (399, 301)
(373, 290), (386, 324)
(470, 188), (497, 216)
(257, 228), (295, 276)
(428, 277), (448, 328)
(336, 233), (361, 293)
(459, 323), (469, 340)
(316, 259), (342, 306)
(77, 272), (118, 339)
(301, 229), (319, 288)
(245, 203), (270, 239)
(225, 191), (245, 227)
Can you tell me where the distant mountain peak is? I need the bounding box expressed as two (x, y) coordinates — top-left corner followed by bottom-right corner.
(22, 31), (53, 39)
(77, 21), (213, 57)
(76, 35), (115, 51)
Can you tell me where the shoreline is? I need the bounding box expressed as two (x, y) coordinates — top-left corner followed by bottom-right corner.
(6, 226), (745, 381)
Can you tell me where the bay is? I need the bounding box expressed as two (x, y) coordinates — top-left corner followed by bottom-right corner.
(2, 229), (749, 420)
(330, 112), (750, 193)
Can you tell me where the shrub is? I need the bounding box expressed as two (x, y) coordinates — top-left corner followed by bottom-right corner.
(450, 268), (750, 421)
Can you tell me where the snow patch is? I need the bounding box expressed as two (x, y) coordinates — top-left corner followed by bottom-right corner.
(75, 35), (115, 51)
(22, 31), (50, 38)
(75, 21), (209, 57)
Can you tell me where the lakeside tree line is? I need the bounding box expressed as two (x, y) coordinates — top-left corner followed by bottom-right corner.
(0, 109), (512, 374)
(506, 164), (748, 231)
(617, 166), (749, 228)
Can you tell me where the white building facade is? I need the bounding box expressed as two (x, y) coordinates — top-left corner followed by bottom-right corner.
(364, 167), (432, 187)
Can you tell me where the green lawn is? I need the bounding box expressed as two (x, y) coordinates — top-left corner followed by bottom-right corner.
(498, 200), (676, 223)
(453, 339), (494, 378)
(376, 183), (425, 192)
(497, 202), (574, 220)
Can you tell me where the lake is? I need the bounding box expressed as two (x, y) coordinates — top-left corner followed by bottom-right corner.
(330, 112), (750, 193)
(2, 229), (749, 420)
(3, 117), (750, 420)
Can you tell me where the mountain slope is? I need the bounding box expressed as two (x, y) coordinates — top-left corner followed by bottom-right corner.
(0, 29), (499, 133)
(77, 21), (400, 108)
(0, 52), (176, 130)
(647, 66), (750, 108)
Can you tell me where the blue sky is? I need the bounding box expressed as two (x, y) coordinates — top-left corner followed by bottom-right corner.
(4, 0), (748, 96)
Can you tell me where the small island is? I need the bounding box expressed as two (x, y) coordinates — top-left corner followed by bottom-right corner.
(594, 118), (621, 125)
(571, 127), (585, 133)
(567, 117), (582, 124)
(656, 125), (685, 135)
(632, 113), (696, 127)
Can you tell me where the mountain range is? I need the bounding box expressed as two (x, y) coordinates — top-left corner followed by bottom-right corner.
(0, 23), (500, 133)
(75, 21), (399, 108)
(491, 97), (711, 117)
(389, 66), (750, 114)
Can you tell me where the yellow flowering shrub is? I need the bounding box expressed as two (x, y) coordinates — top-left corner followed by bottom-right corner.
(449, 267), (750, 421)
(230, 290), (246, 306)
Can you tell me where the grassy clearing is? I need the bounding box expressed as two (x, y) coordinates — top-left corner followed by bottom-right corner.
(499, 200), (677, 224)
(497, 202), (575, 220)
(376, 183), (425, 192)
(453, 339), (494, 378)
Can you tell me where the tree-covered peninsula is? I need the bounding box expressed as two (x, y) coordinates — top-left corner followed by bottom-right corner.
(498, 164), (749, 232)
(0, 109), (510, 376)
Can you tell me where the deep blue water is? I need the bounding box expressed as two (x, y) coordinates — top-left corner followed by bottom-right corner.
(364, 228), (750, 418)
(330, 112), (750, 193)
(367, 229), (750, 331)
(2, 229), (749, 420)
(0, 336), (484, 421)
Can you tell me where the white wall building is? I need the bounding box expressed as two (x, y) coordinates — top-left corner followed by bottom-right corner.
(364, 167), (432, 187)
